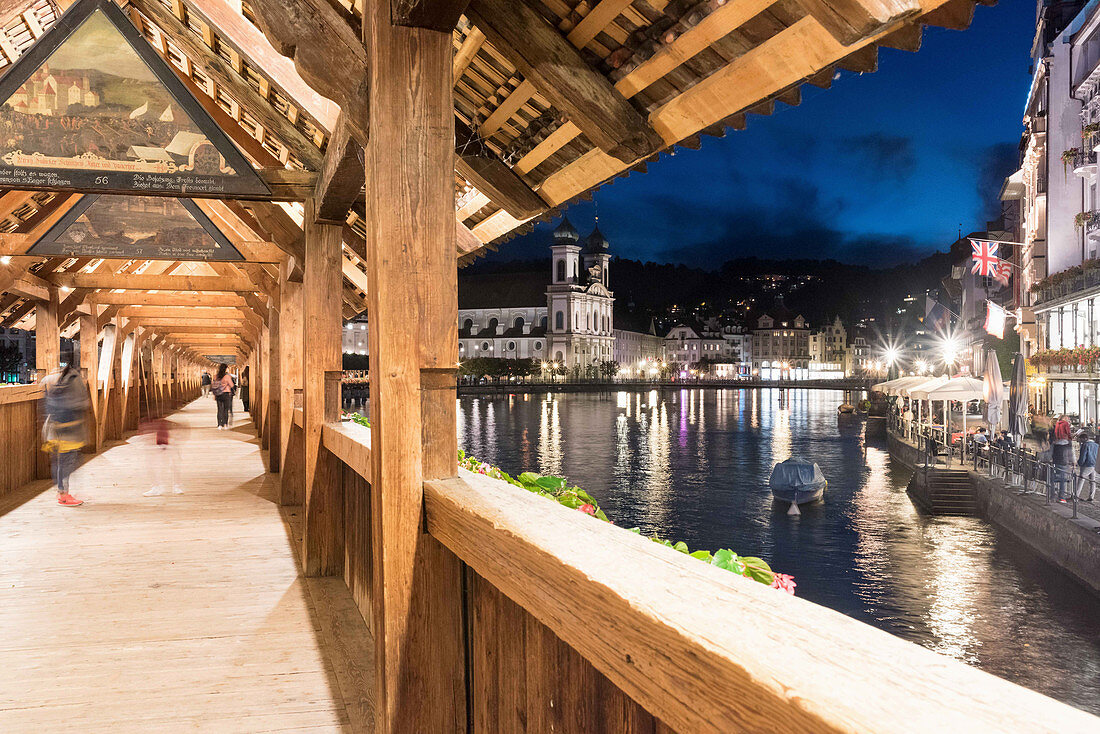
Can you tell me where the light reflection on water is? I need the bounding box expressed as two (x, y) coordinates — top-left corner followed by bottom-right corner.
(457, 388), (1100, 714)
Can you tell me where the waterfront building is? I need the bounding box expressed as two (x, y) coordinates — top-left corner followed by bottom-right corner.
(456, 218), (629, 370)
(751, 299), (811, 379)
(999, 1), (1087, 360)
(342, 315), (369, 356)
(662, 318), (751, 377)
(0, 326), (33, 382)
(613, 314), (664, 370)
(1003, 0), (1100, 417)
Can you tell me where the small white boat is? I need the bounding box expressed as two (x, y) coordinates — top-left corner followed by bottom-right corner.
(770, 458), (827, 515)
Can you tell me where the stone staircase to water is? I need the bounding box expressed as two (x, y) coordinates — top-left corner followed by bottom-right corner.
(908, 468), (977, 516)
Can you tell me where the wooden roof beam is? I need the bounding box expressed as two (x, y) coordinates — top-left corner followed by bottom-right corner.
(793, 0), (921, 46)
(393, 0), (470, 32)
(245, 0), (370, 144)
(455, 118), (546, 219)
(88, 293), (248, 307)
(315, 112), (365, 223)
(466, 0), (662, 163)
(130, 0), (323, 170)
(46, 272), (260, 292)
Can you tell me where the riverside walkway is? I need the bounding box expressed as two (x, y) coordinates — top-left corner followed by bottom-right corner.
(0, 398), (372, 733)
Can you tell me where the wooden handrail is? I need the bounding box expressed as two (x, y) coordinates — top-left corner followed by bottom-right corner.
(0, 384), (44, 406)
(322, 420), (371, 482)
(424, 470), (1099, 733)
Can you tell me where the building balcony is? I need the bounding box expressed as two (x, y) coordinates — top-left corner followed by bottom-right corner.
(1066, 147), (1099, 180)
(1031, 262), (1100, 306)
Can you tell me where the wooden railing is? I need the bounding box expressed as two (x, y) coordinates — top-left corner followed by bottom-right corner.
(0, 384), (45, 497)
(305, 419), (1099, 733)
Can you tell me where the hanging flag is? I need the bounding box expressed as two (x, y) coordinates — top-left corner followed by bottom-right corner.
(993, 259), (1012, 286)
(971, 239), (1000, 276)
(985, 301), (1006, 339)
(924, 296), (951, 331)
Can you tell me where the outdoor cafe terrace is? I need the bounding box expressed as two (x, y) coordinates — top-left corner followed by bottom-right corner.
(2, 0), (1097, 731)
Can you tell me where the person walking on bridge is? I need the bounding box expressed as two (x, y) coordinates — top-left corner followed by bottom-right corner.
(211, 363), (234, 430)
(1077, 430), (1098, 502)
(41, 364), (91, 507)
(200, 371), (211, 397)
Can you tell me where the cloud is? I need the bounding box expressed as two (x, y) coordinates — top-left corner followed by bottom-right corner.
(842, 133), (917, 182)
(648, 178), (932, 268)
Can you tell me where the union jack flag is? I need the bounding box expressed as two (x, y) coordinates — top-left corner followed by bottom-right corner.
(971, 239), (999, 277)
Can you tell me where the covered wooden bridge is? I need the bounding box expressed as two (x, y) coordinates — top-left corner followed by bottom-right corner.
(0, 0), (1097, 731)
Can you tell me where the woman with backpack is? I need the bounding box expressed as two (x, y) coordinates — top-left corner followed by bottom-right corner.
(41, 364), (91, 506)
(211, 363), (234, 429)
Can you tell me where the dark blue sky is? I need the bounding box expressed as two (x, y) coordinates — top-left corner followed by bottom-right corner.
(492, 1), (1035, 269)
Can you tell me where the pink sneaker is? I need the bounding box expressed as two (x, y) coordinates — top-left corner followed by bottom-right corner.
(57, 493), (83, 507)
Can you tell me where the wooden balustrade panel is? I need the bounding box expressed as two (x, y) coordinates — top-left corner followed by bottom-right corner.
(343, 463), (373, 633)
(468, 570), (675, 733)
(0, 389), (41, 496)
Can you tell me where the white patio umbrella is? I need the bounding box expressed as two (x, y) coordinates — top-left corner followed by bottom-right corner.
(983, 349), (1004, 431)
(905, 375), (950, 446)
(883, 376), (931, 395)
(924, 376), (986, 461)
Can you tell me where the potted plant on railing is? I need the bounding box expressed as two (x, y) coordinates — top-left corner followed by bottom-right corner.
(1084, 122), (1100, 148)
(1074, 211), (1100, 230)
(1064, 147), (1083, 176)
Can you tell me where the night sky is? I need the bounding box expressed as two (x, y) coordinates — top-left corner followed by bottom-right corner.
(491, 1), (1035, 269)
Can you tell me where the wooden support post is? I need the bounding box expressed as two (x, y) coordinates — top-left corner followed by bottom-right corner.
(365, 5), (465, 731)
(302, 197), (345, 576)
(267, 301), (282, 472)
(35, 288), (60, 478)
(78, 313), (99, 453)
(279, 262), (305, 505)
(35, 288), (60, 381)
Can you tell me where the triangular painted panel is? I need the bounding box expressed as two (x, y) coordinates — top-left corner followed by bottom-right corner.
(0, 0), (269, 197)
(28, 194), (244, 261)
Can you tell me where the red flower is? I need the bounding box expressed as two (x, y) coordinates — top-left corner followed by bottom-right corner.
(770, 573), (796, 594)
(578, 503), (596, 516)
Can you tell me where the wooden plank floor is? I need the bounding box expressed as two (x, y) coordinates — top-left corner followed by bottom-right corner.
(0, 398), (373, 733)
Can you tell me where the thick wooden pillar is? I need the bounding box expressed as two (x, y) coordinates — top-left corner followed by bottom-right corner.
(35, 288), (60, 381)
(302, 197), (345, 576)
(280, 262), (305, 505)
(365, 6), (465, 731)
(268, 302), (282, 471)
(78, 313), (99, 452)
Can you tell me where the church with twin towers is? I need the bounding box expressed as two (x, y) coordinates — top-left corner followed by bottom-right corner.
(457, 217), (616, 369)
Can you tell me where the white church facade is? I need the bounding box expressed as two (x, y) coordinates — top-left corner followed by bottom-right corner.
(458, 218), (615, 369)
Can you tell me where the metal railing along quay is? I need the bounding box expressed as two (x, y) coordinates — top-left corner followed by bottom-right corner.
(890, 415), (1100, 524)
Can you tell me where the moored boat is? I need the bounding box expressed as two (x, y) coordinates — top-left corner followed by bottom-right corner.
(770, 458), (827, 515)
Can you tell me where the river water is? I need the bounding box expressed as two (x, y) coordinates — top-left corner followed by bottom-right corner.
(456, 388), (1100, 714)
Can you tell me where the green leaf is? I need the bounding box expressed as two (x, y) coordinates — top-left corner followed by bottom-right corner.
(690, 550), (712, 561)
(673, 541), (689, 554)
(517, 472), (541, 486)
(535, 475), (568, 491)
(740, 556), (775, 585)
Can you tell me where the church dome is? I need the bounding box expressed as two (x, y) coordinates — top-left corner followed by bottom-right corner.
(584, 226), (609, 253)
(552, 216), (580, 244)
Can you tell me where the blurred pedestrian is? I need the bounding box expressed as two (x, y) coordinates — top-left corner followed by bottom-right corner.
(140, 402), (185, 496)
(41, 364), (91, 507)
(201, 371), (211, 397)
(240, 369), (249, 413)
(211, 363), (234, 429)
(1078, 430), (1098, 501)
